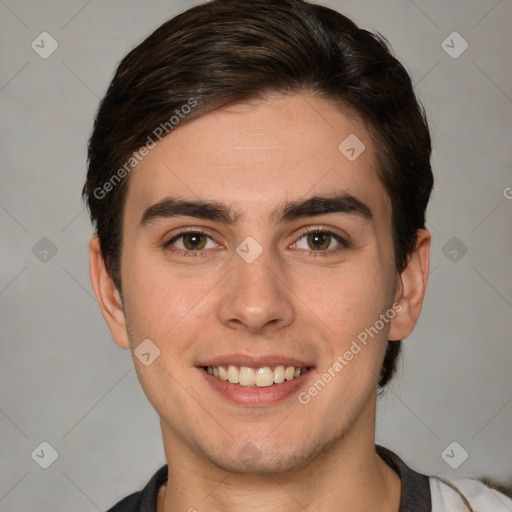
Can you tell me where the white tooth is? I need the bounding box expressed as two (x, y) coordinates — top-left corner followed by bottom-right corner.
(294, 367), (301, 378)
(218, 366), (228, 381)
(273, 365), (285, 384)
(239, 366), (256, 386)
(227, 364), (240, 384)
(213, 367), (219, 377)
(285, 366), (295, 380)
(207, 366), (213, 375)
(256, 367), (274, 387)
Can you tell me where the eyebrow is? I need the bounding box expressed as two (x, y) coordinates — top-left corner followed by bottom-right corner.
(139, 193), (373, 228)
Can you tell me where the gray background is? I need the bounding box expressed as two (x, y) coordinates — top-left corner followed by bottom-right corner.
(1, 0), (511, 510)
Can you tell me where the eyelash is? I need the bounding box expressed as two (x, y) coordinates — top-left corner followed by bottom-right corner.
(294, 227), (349, 258)
(165, 227), (349, 259)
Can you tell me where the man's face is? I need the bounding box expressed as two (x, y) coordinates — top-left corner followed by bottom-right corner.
(116, 94), (400, 472)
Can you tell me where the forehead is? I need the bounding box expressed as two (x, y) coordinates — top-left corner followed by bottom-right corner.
(124, 94), (391, 224)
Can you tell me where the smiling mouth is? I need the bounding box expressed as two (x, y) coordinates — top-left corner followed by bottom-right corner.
(203, 364), (311, 387)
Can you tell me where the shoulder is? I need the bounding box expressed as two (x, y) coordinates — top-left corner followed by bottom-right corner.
(106, 465), (168, 512)
(430, 476), (512, 512)
(106, 492), (141, 512)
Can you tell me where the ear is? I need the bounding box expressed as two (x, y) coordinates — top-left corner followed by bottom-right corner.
(388, 229), (431, 341)
(89, 236), (130, 349)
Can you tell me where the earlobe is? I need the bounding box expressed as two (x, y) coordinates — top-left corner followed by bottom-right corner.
(89, 236), (130, 349)
(388, 229), (431, 341)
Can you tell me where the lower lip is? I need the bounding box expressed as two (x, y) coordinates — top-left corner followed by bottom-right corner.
(199, 367), (314, 406)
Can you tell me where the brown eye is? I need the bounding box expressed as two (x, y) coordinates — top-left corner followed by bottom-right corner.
(166, 230), (217, 254)
(182, 232), (207, 250)
(292, 230), (348, 256)
(306, 232), (331, 250)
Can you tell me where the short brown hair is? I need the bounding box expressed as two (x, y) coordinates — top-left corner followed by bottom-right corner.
(83, 0), (433, 388)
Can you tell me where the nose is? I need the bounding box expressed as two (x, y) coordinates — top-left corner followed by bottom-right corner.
(218, 247), (295, 333)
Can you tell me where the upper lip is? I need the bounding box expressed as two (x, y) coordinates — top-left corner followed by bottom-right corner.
(196, 354), (314, 368)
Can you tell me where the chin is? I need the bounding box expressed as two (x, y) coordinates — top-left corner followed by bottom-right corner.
(202, 434), (327, 475)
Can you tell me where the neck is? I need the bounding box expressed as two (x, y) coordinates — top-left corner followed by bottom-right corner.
(158, 397), (401, 512)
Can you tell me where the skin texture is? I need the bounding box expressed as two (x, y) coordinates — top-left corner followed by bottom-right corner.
(90, 93), (430, 511)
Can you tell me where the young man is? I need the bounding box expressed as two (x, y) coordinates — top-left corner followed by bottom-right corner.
(83, 1), (512, 510)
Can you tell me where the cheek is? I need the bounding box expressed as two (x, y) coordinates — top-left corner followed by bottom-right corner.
(120, 265), (215, 411)
(296, 262), (393, 401)
(293, 263), (391, 343)
(299, 268), (392, 411)
(121, 257), (218, 352)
